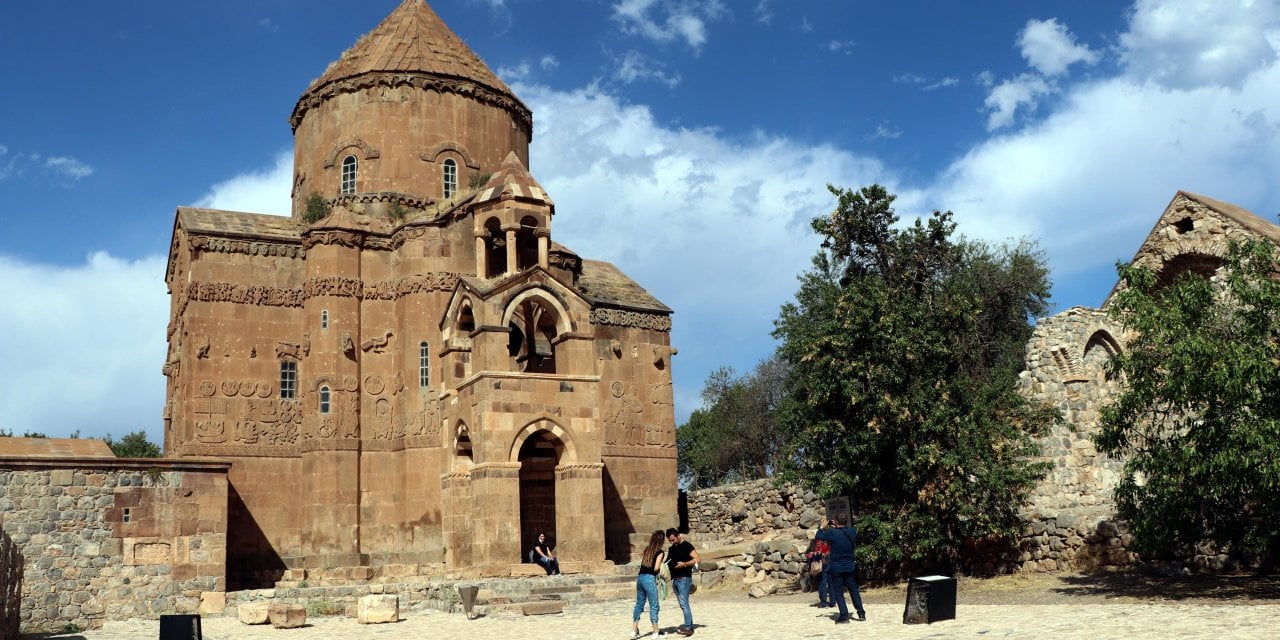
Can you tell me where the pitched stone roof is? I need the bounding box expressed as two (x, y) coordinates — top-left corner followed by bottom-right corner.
(0, 437), (115, 458)
(177, 207), (301, 242)
(473, 152), (554, 210)
(302, 0), (516, 102)
(578, 259), (671, 314)
(1181, 190), (1280, 242)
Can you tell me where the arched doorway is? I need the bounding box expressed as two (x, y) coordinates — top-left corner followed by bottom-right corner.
(517, 429), (564, 562)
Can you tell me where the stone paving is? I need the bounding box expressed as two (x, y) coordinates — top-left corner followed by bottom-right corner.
(56, 590), (1280, 640)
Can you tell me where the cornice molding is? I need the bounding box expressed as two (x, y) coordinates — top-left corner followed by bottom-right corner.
(291, 72), (533, 136)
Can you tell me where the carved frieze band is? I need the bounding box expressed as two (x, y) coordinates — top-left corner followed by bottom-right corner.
(301, 230), (363, 250)
(189, 235), (303, 259)
(601, 445), (678, 459)
(291, 72), (533, 134)
(179, 273), (463, 311)
(590, 309), (672, 332)
(555, 462), (605, 480)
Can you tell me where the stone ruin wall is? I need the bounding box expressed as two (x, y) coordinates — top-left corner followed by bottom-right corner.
(0, 513), (19, 640)
(683, 476), (1140, 592)
(0, 460), (229, 633)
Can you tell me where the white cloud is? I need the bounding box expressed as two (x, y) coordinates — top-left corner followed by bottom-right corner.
(615, 51), (682, 87)
(517, 83), (892, 415)
(1019, 18), (1100, 76)
(1121, 0), (1280, 88)
(867, 124), (902, 141)
(915, 39), (1280, 283)
(540, 55), (559, 71)
(983, 73), (1053, 130)
(894, 74), (960, 90)
(193, 149), (292, 214)
(44, 156), (94, 180)
(612, 0), (724, 50)
(827, 40), (855, 54)
(754, 0), (772, 25)
(0, 252), (169, 442)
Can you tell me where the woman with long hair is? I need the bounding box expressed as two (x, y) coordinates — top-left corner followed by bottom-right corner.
(632, 530), (667, 639)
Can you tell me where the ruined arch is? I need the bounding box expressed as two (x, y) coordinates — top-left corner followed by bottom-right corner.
(1155, 252), (1224, 291)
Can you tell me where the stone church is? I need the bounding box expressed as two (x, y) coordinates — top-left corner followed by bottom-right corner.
(1018, 191), (1280, 531)
(162, 0), (677, 584)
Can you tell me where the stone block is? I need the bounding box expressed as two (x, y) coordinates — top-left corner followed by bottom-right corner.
(357, 594), (399, 624)
(521, 601), (564, 615)
(238, 601), (270, 624)
(268, 602), (307, 628)
(199, 591), (226, 615)
(51, 470), (74, 486)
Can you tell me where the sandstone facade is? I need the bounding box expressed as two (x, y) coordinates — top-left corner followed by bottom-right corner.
(162, 0), (677, 586)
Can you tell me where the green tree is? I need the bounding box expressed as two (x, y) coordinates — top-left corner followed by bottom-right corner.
(1098, 238), (1280, 562)
(103, 431), (162, 458)
(676, 355), (789, 488)
(0, 429), (48, 438)
(774, 184), (1055, 569)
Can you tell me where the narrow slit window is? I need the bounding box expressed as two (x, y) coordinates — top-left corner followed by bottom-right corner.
(419, 341), (430, 388)
(280, 361), (297, 399)
(341, 155), (358, 194)
(319, 386), (331, 414)
(443, 159), (457, 199)
(122, 507), (132, 523)
(321, 309), (329, 330)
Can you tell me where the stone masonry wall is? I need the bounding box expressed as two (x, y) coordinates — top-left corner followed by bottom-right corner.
(0, 513), (20, 640)
(0, 458), (229, 633)
(686, 478), (1140, 587)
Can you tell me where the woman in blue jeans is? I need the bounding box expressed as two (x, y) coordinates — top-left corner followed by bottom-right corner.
(632, 530), (668, 639)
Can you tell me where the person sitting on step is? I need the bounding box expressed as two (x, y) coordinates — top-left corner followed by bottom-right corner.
(532, 532), (561, 575)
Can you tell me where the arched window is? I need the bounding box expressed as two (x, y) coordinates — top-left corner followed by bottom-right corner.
(419, 341), (430, 388)
(443, 158), (458, 199)
(319, 386), (331, 414)
(279, 361), (297, 399)
(321, 309), (329, 330)
(341, 155), (358, 194)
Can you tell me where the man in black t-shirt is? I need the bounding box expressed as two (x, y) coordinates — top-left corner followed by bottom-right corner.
(666, 528), (700, 635)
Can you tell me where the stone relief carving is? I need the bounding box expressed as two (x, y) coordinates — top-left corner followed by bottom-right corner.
(276, 342), (302, 360)
(301, 230), (363, 249)
(603, 382), (646, 447)
(341, 391), (360, 438)
(373, 398), (394, 439)
(590, 309), (672, 332)
(189, 235), (304, 259)
(365, 375), (385, 395)
(342, 332), (356, 357)
(188, 282), (305, 308)
(361, 330), (394, 353)
(196, 335), (210, 359)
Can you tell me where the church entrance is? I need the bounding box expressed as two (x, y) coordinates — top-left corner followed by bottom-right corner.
(518, 429), (562, 562)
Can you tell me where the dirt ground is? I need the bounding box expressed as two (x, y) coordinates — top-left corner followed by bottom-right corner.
(718, 571), (1280, 606)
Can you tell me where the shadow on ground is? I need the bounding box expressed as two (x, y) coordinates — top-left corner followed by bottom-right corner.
(1052, 572), (1280, 602)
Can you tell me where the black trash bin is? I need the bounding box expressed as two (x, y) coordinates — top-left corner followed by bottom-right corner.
(902, 575), (956, 624)
(159, 613), (202, 640)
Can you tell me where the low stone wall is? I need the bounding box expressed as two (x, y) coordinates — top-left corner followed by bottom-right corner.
(685, 478), (1144, 581)
(0, 513), (20, 640)
(0, 457), (230, 633)
(685, 479), (822, 541)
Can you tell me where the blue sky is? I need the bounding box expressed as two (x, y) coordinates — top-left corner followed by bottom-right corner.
(3, 0), (1280, 443)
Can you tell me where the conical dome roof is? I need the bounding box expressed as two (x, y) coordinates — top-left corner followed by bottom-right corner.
(290, 0), (529, 131)
(473, 151), (554, 211)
